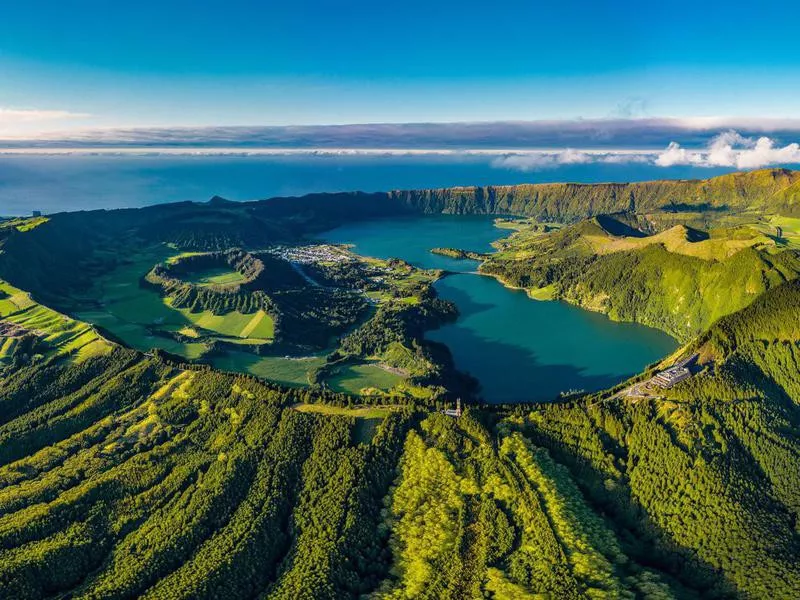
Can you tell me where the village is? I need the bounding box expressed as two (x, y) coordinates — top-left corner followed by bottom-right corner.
(267, 244), (354, 265)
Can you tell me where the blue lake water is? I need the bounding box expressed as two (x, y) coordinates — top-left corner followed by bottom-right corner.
(324, 216), (678, 403)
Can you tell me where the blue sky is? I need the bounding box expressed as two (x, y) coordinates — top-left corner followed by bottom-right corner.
(2, 0), (800, 135)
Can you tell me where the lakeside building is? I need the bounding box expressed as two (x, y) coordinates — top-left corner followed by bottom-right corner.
(652, 366), (691, 389)
(443, 398), (462, 418)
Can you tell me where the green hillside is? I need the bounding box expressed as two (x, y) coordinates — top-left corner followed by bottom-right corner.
(1, 171), (800, 597)
(0, 280), (798, 598)
(481, 216), (800, 340)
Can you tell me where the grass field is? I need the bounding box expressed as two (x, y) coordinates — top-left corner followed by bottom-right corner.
(0, 216), (49, 232)
(70, 245), (275, 361)
(292, 403), (394, 418)
(586, 224), (775, 261)
(326, 362), (403, 395)
(1, 280), (111, 362)
(769, 215), (800, 248)
(211, 352), (326, 386)
(528, 284), (557, 300)
(172, 303), (274, 340)
(185, 267), (247, 286)
(0, 337), (18, 360)
(293, 402), (395, 441)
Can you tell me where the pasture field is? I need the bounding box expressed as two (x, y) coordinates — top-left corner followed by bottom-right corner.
(293, 402), (395, 442)
(0, 284), (36, 314)
(326, 362), (403, 395)
(185, 266), (247, 286)
(0, 337), (18, 360)
(211, 352), (326, 386)
(585, 224), (775, 261)
(528, 284), (557, 300)
(171, 302), (274, 340)
(239, 310), (274, 338)
(770, 215), (800, 247)
(292, 403), (394, 418)
(71, 244), (275, 362)
(0, 280), (111, 361)
(0, 215), (49, 232)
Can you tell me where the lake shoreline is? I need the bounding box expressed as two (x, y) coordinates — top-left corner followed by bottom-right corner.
(322, 216), (679, 403)
(433, 228), (681, 342)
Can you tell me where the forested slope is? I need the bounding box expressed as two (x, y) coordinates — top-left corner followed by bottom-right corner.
(0, 280), (798, 598)
(391, 167), (800, 222)
(480, 216), (800, 340)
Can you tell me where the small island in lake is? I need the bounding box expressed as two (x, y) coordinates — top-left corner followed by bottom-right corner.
(430, 247), (487, 260)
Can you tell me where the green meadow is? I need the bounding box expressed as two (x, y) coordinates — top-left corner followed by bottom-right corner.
(327, 362), (404, 395)
(70, 245), (274, 362)
(211, 352), (326, 386)
(0, 280), (111, 362)
(769, 215), (800, 247)
(185, 266), (247, 286)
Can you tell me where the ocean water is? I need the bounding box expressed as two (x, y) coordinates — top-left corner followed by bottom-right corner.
(0, 153), (736, 216)
(324, 216), (677, 403)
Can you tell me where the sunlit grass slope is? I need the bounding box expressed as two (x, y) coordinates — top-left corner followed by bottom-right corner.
(482, 215), (800, 340)
(0, 280), (111, 363)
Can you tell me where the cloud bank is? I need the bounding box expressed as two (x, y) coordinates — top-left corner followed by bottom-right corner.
(491, 149), (652, 171)
(0, 108), (90, 124)
(655, 131), (800, 169)
(2, 118), (800, 171)
(5, 117), (800, 149)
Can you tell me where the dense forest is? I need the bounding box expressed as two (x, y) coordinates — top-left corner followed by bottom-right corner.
(0, 281), (798, 598)
(1, 169), (799, 597)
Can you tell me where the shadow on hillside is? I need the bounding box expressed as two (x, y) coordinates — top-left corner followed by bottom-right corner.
(516, 422), (740, 598)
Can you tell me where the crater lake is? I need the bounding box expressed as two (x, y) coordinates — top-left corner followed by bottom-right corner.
(324, 216), (678, 402)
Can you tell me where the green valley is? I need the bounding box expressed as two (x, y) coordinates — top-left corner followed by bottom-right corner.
(1, 169), (800, 598)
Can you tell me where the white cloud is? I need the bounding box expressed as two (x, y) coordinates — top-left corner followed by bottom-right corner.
(736, 136), (800, 168)
(558, 149), (593, 164)
(655, 130), (800, 169)
(491, 149), (594, 171)
(654, 142), (704, 167)
(706, 130), (750, 166)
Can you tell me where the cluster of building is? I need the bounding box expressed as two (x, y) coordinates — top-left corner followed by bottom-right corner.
(622, 353), (699, 399)
(651, 365), (691, 388)
(269, 245), (353, 265)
